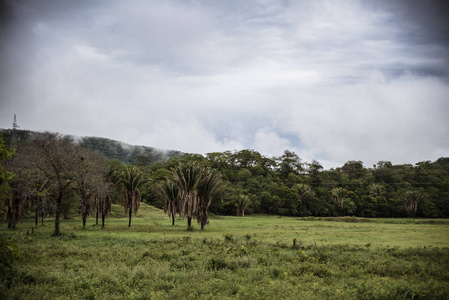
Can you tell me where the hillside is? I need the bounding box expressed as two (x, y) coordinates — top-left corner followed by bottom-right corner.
(0, 128), (183, 165)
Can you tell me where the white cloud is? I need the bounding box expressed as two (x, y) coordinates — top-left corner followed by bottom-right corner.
(1, 0), (448, 169)
(252, 128), (295, 157)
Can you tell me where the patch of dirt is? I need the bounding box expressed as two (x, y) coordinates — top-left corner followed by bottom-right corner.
(326, 217), (371, 223)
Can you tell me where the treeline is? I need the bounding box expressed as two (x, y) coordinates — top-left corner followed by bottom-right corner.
(144, 150), (449, 218)
(1, 132), (449, 236)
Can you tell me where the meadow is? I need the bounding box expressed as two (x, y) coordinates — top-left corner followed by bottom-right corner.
(1, 204), (449, 299)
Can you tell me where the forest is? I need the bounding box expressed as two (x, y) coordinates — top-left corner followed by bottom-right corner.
(1, 130), (448, 234)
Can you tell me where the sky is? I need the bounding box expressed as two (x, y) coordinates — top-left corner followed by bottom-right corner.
(1, 0), (448, 169)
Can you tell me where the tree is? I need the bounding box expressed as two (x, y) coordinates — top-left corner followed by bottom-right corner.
(404, 190), (421, 219)
(331, 187), (348, 211)
(307, 160), (323, 187)
(341, 160), (366, 179)
(171, 162), (202, 229)
(92, 184), (113, 229)
(277, 150), (303, 178)
(161, 179), (181, 226)
(7, 133), (83, 235)
(28, 180), (50, 226)
(168, 162), (223, 229)
(293, 183), (315, 216)
(196, 167), (223, 228)
(72, 149), (109, 228)
(369, 184), (386, 198)
(235, 195), (251, 217)
(293, 183), (314, 205)
(0, 135), (15, 222)
(118, 165), (146, 227)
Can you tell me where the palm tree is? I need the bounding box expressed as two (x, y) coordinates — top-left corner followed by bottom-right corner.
(236, 195), (251, 217)
(161, 179), (181, 226)
(119, 166), (146, 227)
(369, 184), (385, 198)
(293, 183), (315, 216)
(92, 184), (113, 229)
(404, 190), (421, 219)
(171, 162), (202, 229)
(197, 167), (223, 229)
(331, 187), (348, 210)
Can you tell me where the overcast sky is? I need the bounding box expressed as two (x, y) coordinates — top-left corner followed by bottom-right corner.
(1, 0), (448, 168)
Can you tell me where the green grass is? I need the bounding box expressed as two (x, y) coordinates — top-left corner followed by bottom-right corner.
(1, 204), (449, 299)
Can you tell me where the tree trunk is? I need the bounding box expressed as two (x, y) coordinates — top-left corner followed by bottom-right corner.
(54, 199), (61, 236)
(82, 213), (87, 228)
(101, 214), (105, 229)
(35, 210), (38, 226)
(128, 207), (132, 227)
(7, 207), (13, 228)
(96, 211), (99, 225)
(187, 216), (192, 228)
(172, 215), (175, 226)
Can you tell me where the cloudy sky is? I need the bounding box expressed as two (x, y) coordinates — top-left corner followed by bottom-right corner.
(1, 0), (448, 168)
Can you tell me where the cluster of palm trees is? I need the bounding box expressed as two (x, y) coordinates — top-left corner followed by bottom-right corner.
(160, 162), (224, 230)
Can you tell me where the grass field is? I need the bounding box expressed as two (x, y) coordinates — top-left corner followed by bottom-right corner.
(1, 204), (449, 299)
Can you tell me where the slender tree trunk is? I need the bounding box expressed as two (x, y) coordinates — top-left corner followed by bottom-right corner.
(41, 212), (44, 226)
(101, 214), (105, 229)
(96, 211), (99, 225)
(128, 207), (132, 227)
(82, 213), (87, 228)
(172, 215), (175, 226)
(54, 199), (61, 236)
(187, 216), (192, 228)
(35, 210), (38, 226)
(7, 206), (13, 228)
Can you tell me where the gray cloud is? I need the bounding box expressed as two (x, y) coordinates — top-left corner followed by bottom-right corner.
(1, 0), (448, 168)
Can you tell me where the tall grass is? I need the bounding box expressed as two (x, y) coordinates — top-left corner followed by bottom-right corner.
(1, 205), (449, 299)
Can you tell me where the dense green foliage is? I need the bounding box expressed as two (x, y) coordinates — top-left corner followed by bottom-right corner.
(146, 151), (449, 219)
(1, 211), (448, 299)
(1, 129), (448, 230)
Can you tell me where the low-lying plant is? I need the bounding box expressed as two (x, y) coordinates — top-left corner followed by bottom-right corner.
(2, 213), (449, 299)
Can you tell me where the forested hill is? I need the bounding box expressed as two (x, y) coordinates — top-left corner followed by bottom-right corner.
(0, 129), (183, 165)
(79, 136), (183, 165)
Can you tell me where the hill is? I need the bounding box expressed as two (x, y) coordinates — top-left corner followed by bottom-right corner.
(0, 128), (183, 165)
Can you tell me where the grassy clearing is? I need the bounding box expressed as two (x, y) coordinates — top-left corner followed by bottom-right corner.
(1, 204), (449, 299)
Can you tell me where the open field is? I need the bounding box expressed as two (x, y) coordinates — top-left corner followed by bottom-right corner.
(1, 204), (449, 299)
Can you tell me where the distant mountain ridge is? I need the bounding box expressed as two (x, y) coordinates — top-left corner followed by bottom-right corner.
(0, 128), (183, 165)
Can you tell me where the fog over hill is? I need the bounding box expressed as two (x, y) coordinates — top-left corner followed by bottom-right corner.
(0, 128), (183, 165)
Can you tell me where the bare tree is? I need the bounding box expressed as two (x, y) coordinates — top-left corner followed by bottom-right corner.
(28, 180), (51, 226)
(9, 133), (83, 235)
(72, 149), (110, 228)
